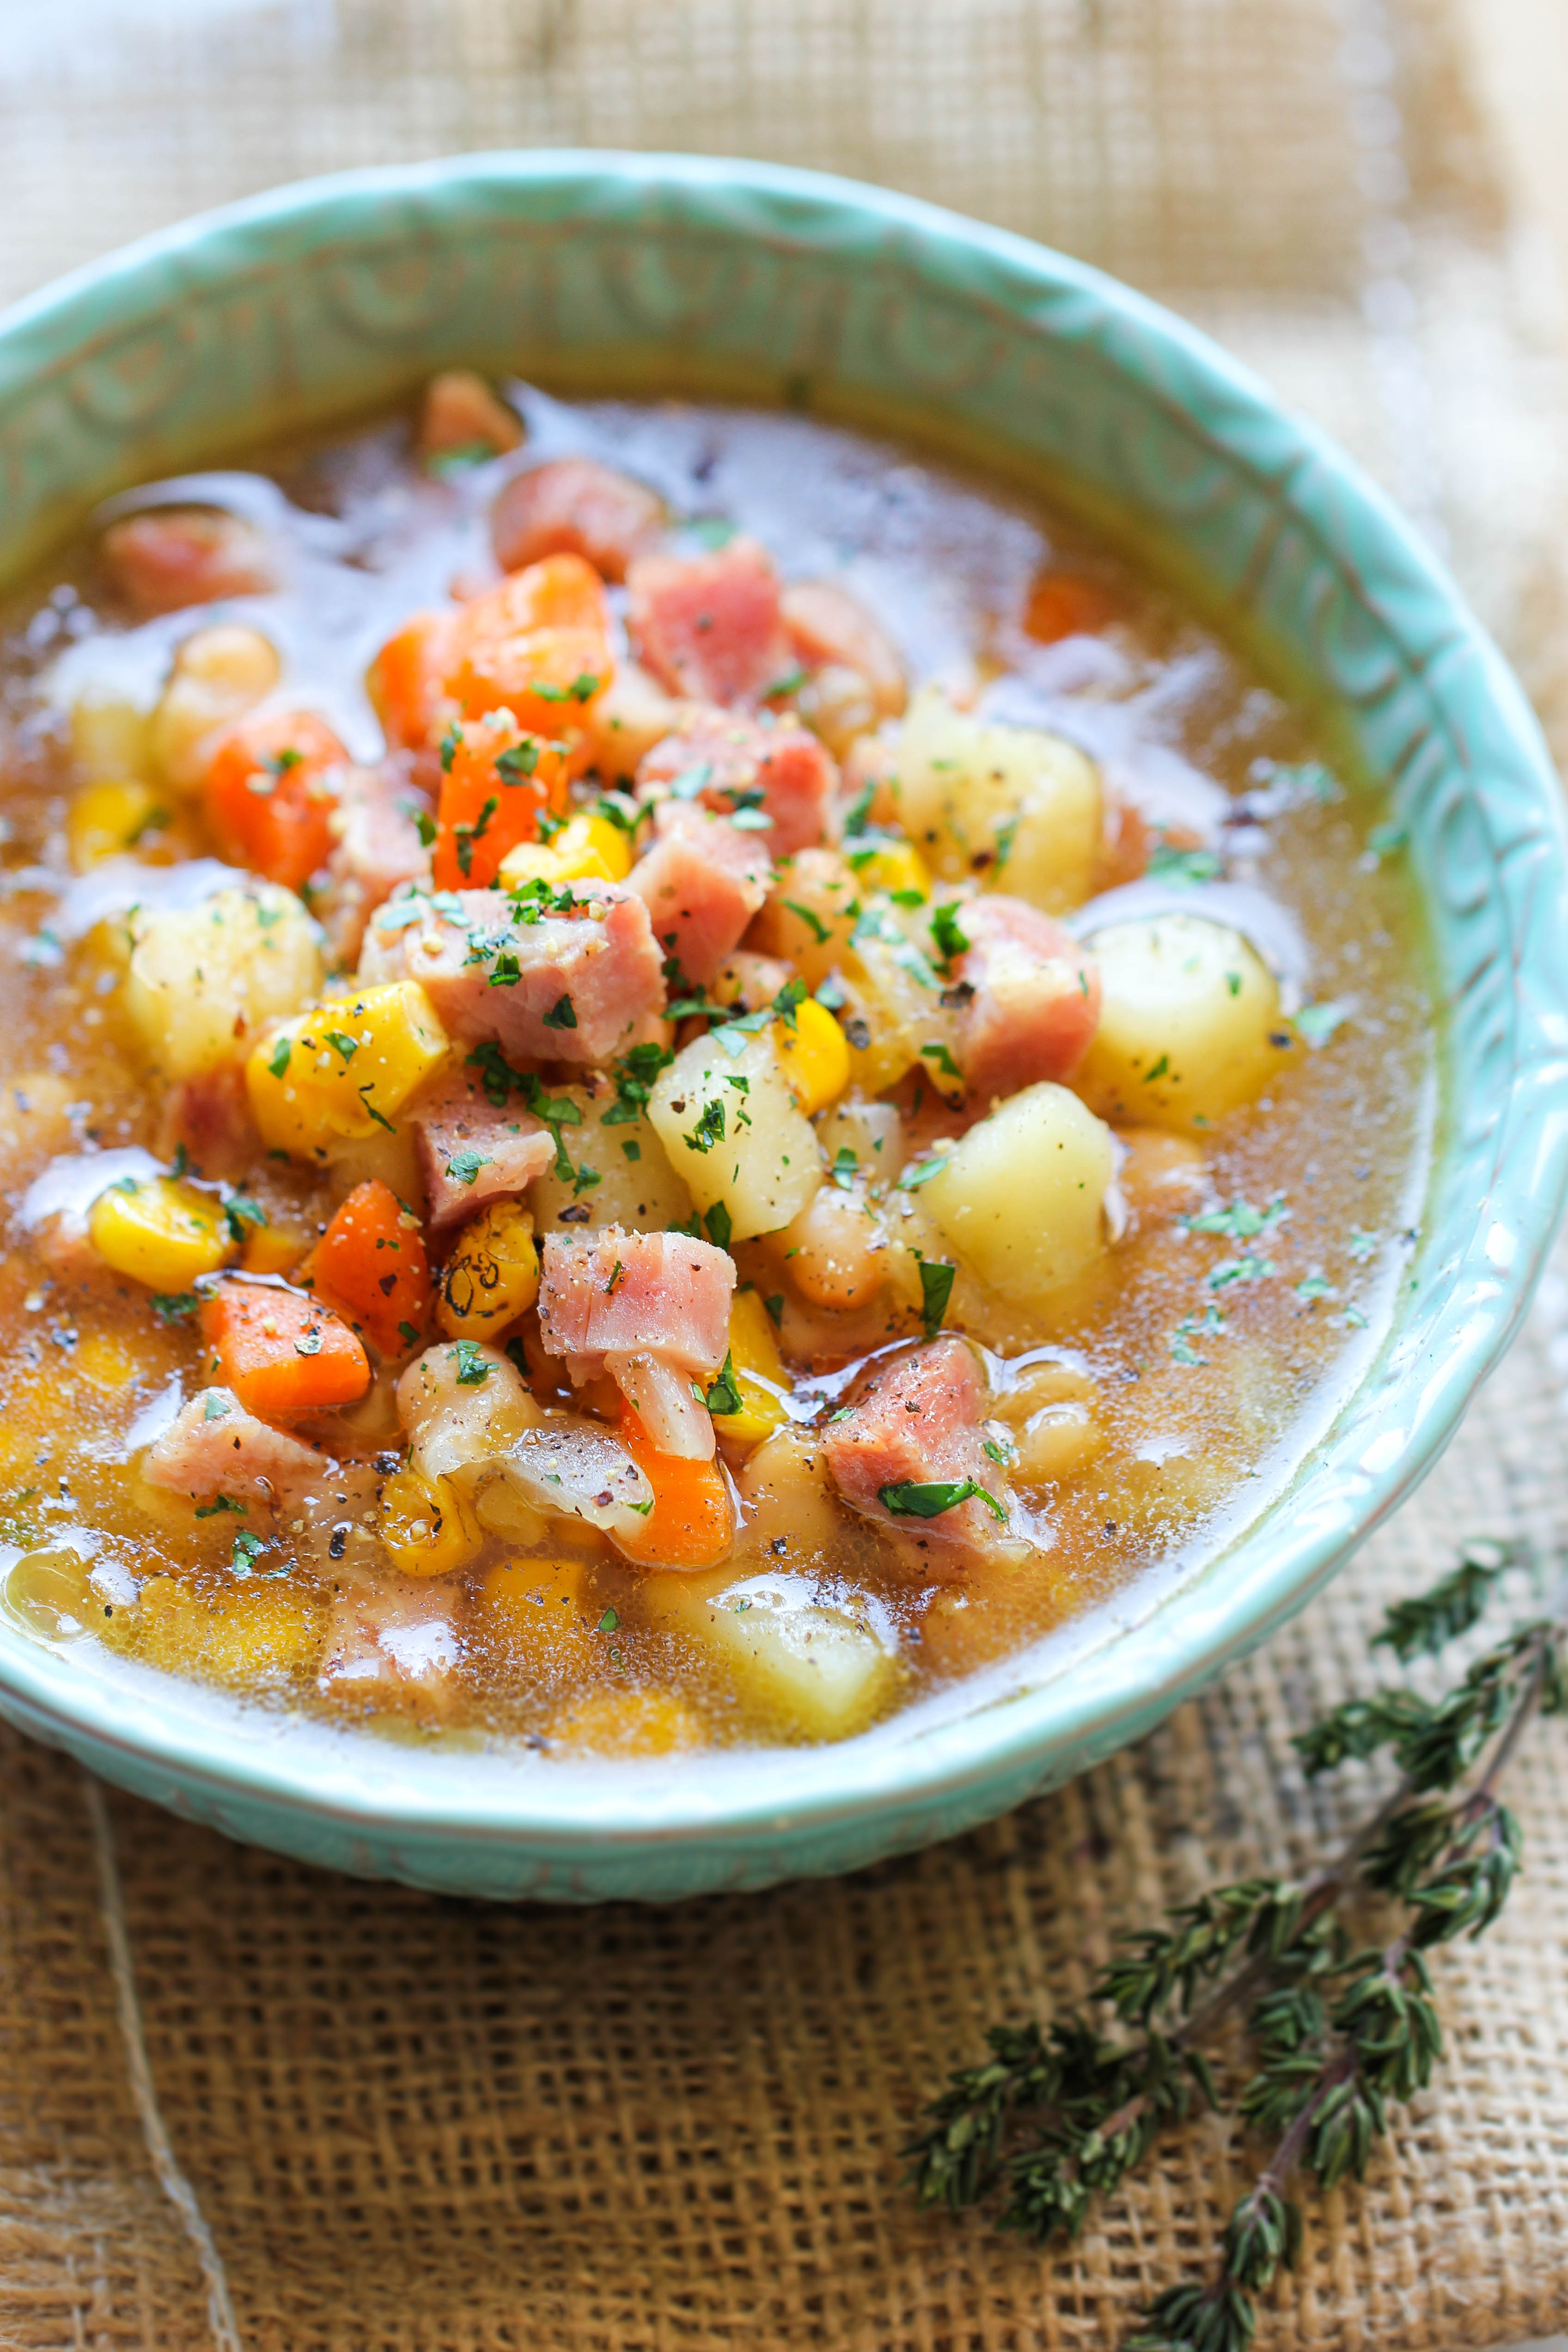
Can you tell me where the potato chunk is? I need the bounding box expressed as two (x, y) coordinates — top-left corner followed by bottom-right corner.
(922, 1081), (1113, 1309)
(890, 686), (1101, 912)
(648, 1028), (822, 1242)
(641, 1570), (901, 1743)
(527, 1086), (693, 1235)
(125, 885), (322, 1081)
(1074, 914), (1287, 1131)
(149, 624), (281, 793)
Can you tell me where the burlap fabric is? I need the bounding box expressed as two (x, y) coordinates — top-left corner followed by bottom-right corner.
(3, 3), (1568, 2345)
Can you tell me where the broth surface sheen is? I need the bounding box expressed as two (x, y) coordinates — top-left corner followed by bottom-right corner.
(0, 384), (1431, 1759)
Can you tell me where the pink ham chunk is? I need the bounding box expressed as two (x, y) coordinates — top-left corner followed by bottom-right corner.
(538, 1227), (735, 1377)
(101, 507), (276, 616)
(491, 457), (665, 582)
(627, 536), (794, 706)
(155, 1065), (257, 1184)
(638, 708), (836, 858)
(318, 1577), (464, 1717)
(781, 580), (907, 718)
(142, 1387), (327, 1509)
(627, 801), (770, 988)
(411, 1068), (556, 1232)
(360, 884), (665, 1066)
(823, 1337), (1010, 1555)
(318, 758), (432, 965)
(950, 895), (1101, 1103)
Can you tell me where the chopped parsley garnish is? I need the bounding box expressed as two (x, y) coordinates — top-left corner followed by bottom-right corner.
(706, 1352), (744, 1417)
(1296, 1001), (1348, 1046)
(150, 1291), (200, 1324)
(542, 992), (577, 1031)
(919, 1040), (962, 1080)
(1181, 1197), (1288, 1242)
(1296, 1270), (1335, 1302)
(929, 901), (971, 967)
(1147, 842), (1224, 885)
(878, 1477), (1006, 1524)
(195, 1493), (246, 1519)
(784, 899), (831, 946)
(842, 780), (876, 838)
(223, 1195), (267, 1243)
(451, 1339), (491, 1387)
(495, 739), (541, 784)
(1348, 1228), (1378, 1262)
(230, 1530), (267, 1576)
(684, 1098), (726, 1155)
(704, 1200), (733, 1250)
(597, 1607), (621, 1633)
(397, 1320), (421, 1347)
(446, 1148), (493, 1188)
(605, 1039), (674, 1124)
(829, 1146), (859, 1191)
(267, 1037), (291, 1079)
(898, 1155), (951, 1192)
(323, 1030), (360, 1062)
(918, 1259), (957, 1339)
(668, 761), (714, 801)
(439, 720), (461, 773)
(1208, 1255), (1276, 1290)
(763, 1293), (784, 1329)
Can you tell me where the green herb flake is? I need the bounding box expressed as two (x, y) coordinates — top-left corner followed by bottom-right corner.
(1147, 842), (1224, 885)
(879, 1477), (1006, 1524)
(451, 1339), (491, 1387)
(543, 993), (578, 1031)
(150, 1291), (201, 1324)
(266, 1036), (291, 1080)
(706, 1352), (744, 1417)
(195, 1493), (247, 1519)
(1296, 1001), (1349, 1047)
(705, 1200), (733, 1251)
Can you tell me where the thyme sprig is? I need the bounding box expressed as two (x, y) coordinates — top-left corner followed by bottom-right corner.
(907, 1537), (1567, 2349)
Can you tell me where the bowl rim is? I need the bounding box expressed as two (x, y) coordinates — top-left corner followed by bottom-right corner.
(2, 147), (1566, 1865)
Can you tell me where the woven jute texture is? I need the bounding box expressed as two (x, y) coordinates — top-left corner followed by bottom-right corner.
(4, 3), (1568, 2346)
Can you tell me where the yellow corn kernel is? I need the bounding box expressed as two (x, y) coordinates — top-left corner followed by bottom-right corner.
(848, 837), (932, 901)
(246, 981), (449, 1160)
(474, 1557), (597, 1678)
(69, 692), (151, 785)
(68, 779), (171, 871)
(240, 1217), (314, 1277)
(498, 810), (632, 891)
(72, 1334), (145, 1393)
(773, 996), (851, 1115)
(87, 1175), (236, 1290)
(435, 1199), (540, 1338)
(379, 1468), (483, 1577)
(549, 1686), (707, 1757)
(132, 1576), (321, 1681)
(711, 1287), (791, 1449)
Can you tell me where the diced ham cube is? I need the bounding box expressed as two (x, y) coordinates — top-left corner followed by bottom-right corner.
(627, 801), (770, 989)
(491, 457), (665, 582)
(638, 707), (836, 857)
(823, 1337), (1010, 1555)
(359, 883), (665, 1066)
(951, 895), (1101, 1102)
(318, 1576), (464, 1717)
(101, 507), (276, 616)
(155, 1065), (257, 1184)
(318, 758), (433, 964)
(538, 1227), (735, 1378)
(142, 1387), (327, 1508)
(627, 536), (794, 706)
(781, 580), (907, 718)
(411, 1068), (556, 1232)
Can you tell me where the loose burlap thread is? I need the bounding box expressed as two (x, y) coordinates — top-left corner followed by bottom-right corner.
(3, 3), (1568, 2344)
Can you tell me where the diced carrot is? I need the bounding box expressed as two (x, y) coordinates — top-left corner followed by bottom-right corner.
(200, 1279), (371, 1419)
(431, 709), (572, 891)
(304, 1179), (431, 1358)
(366, 610), (459, 752)
(203, 708), (348, 889)
(1022, 571), (1119, 645)
(443, 554), (613, 764)
(614, 1404), (735, 1570)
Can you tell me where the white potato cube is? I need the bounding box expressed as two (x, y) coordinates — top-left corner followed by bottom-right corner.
(125, 885), (323, 1080)
(644, 1571), (901, 1742)
(528, 1085), (693, 1235)
(648, 1028), (822, 1241)
(149, 624), (281, 793)
(891, 685), (1101, 913)
(1074, 914), (1286, 1131)
(922, 1081), (1113, 1308)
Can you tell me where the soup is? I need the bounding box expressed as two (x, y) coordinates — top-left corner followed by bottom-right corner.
(0, 373), (1429, 1755)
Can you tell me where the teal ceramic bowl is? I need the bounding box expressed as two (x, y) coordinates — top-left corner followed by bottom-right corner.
(1, 153), (1565, 1902)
